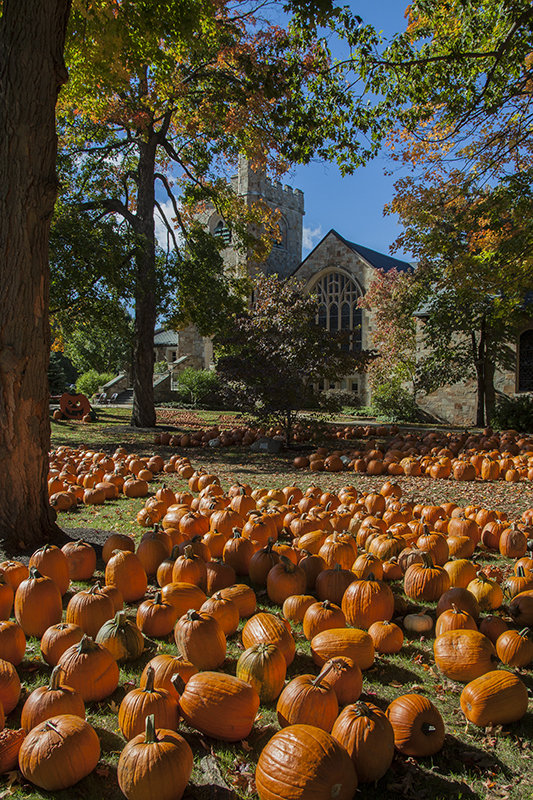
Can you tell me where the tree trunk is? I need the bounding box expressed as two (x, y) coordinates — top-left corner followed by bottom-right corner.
(484, 355), (496, 426)
(131, 138), (157, 428)
(0, 0), (71, 552)
(472, 318), (486, 427)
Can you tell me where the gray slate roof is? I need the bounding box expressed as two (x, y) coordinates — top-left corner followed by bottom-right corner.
(294, 229), (414, 275)
(154, 329), (179, 346)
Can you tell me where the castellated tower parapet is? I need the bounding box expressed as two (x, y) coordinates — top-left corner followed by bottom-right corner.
(196, 155), (304, 279)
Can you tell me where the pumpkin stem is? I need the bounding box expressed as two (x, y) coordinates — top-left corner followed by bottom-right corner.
(143, 665), (155, 692)
(77, 634), (99, 653)
(170, 673), (186, 695)
(354, 701), (373, 717)
(280, 555), (295, 573)
(312, 662), (335, 686)
(49, 665), (64, 691)
(170, 545), (181, 559)
(186, 609), (201, 621)
(183, 545), (195, 559)
(88, 582), (102, 594)
(28, 566), (44, 580)
(144, 714), (159, 744)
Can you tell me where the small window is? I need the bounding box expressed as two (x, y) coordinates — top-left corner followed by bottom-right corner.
(351, 381), (359, 394)
(214, 220), (232, 245)
(169, 351), (177, 362)
(330, 381), (336, 389)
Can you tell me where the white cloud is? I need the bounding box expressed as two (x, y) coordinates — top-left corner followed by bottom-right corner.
(155, 199), (183, 250)
(303, 225), (322, 252)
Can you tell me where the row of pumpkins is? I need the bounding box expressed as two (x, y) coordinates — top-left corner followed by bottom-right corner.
(1, 446), (528, 797)
(293, 441), (533, 481)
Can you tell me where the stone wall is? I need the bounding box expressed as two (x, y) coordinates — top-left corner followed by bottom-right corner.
(293, 231), (376, 405)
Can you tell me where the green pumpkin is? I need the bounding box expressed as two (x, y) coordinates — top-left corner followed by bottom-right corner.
(95, 611), (144, 662)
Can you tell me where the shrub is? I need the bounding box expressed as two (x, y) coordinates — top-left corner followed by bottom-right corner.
(371, 379), (420, 422)
(154, 360), (168, 374)
(76, 370), (116, 398)
(173, 368), (222, 408)
(491, 394), (533, 433)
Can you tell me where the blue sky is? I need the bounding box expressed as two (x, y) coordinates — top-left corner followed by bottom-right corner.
(290, 0), (414, 260)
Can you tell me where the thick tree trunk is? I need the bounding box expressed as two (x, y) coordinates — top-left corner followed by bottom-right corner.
(131, 139), (157, 428)
(0, 0), (71, 552)
(472, 318), (486, 428)
(484, 356), (496, 426)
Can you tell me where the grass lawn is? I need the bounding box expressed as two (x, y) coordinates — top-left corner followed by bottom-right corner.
(4, 411), (531, 799)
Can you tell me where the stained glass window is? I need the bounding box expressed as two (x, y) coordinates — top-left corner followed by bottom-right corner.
(313, 271), (362, 352)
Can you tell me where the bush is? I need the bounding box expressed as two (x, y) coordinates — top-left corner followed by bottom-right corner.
(173, 368), (222, 408)
(154, 360), (168, 374)
(371, 379), (420, 423)
(491, 394), (533, 433)
(76, 370), (116, 398)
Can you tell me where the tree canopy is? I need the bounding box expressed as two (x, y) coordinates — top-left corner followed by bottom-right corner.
(215, 274), (371, 444)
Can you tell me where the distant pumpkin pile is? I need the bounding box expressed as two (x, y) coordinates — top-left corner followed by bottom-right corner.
(0, 447), (530, 797)
(294, 427), (533, 482)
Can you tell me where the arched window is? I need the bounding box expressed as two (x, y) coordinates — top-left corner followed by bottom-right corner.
(214, 220), (231, 246)
(273, 217), (288, 249)
(313, 271), (362, 352)
(518, 329), (533, 392)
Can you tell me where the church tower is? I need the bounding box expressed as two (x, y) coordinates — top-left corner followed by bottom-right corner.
(200, 155), (305, 279)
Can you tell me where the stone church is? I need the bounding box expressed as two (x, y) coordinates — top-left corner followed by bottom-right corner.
(154, 158), (532, 425)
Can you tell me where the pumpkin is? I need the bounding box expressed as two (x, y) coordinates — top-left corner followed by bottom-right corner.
(95, 611), (145, 662)
(310, 628), (374, 670)
(341, 576), (395, 629)
(255, 724), (358, 800)
(178, 671), (260, 741)
(21, 666), (85, 732)
(509, 590), (533, 626)
(242, 612), (295, 666)
(65, 583), (115, 638)
(0, 728), (25, 774)
(200, 592), (240, 636)
(404, 555), (450, 601)
(14, 568), (62, 637)
(282, 594), (316, 624)
(435, 605), (478, 637)
(136, 527), (172, 576)
(316, 564), (357, 605)
(118, 666), (179, 741)
(0, 658), (20, 714)
(436, 587), (480, 620)
(386, 694), (445, 756)
(40, 622), (84, 667)
(136, 591), (177, 638)
(160, 582), (206, 617)
(57, 635), (120, 702)
(331, 701), (395, 782)
(172, 545), (207, 590)
(0, 580), (14, 622)
(102, 533), (135, 563)
(205, 559), (237, 594)
(236, 643), (287, 703)
(276, 665), (339, 732)
(467, 575), (503, 611)
(368, 620), (404, 653)
(403, 612), (433, 634)
(219, 583), (256, 617)
(319, 656), (362, 706)
(117, 714), (193, 800)
(61, 540), (96, 581)
(433, 629), (498, 682)
(496, 628), (533, 667)
(140, 654), (197, 702)
(173, 610), (226, 670)
(18, 714), (100, 791)
(0, 621), (26, 665)
(460, 670), (529, 726)
(443, 558), (477, 589)
(105, 550), (148, 603)
(0, 561), (28, 592)
(303, 600), (346, 641)
(29, 544), (70, 595)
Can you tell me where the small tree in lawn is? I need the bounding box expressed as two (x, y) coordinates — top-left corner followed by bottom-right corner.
(215, 275), (372, 445)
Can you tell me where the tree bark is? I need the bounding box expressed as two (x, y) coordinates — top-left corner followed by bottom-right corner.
(484, 354), (496, 426)
(472, 317), (486, 427)
(131, 137), (157, 428)
(0, 0), (71, 552)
